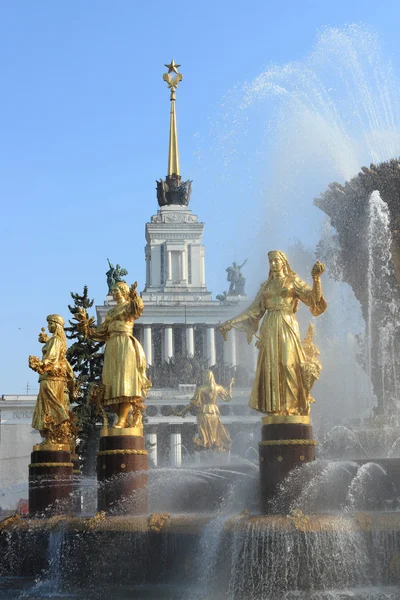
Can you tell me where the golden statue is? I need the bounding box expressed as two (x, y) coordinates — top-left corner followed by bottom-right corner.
(76, 281), (151, 429)
(218, 251), (327, 416)
(178, 370), (234, 451)
(29, 314), (75, 448)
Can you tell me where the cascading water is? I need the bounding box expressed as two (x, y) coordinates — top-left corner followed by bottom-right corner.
(21, 528), (65, 598)
(366, 190), (400, 413)
(187, 455), (400, 599)
(206, 24), (400, 256)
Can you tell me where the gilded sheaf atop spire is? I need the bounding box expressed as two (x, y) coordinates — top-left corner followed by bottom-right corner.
(163, 60), (183, 176)
(156, 60), (192, 207)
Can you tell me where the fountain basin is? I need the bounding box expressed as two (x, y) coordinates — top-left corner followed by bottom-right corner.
(1, 511), (399, 596)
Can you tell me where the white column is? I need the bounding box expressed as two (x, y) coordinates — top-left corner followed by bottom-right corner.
(186, 326), (194, 357)
(164, 326), (174, 361)
(177, 252), (182, 282)
(224, 328), (237, 367)
(200, 251), (205, 286)
(143, 326), (152, 366)
(206, 326), (216, 367)
(145, 247), (151, 287)
(181, 250), (187, 281)
(170, 429), (182, 467)
(146, 430), (157, 467)
(167, 251), (172, 282)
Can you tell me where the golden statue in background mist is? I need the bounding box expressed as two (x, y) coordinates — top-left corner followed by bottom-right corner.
(75, 281), (151, 429)
(218, 251), (327, 417)
(29, 314), (74, 448)
(178, 370), (234, 451)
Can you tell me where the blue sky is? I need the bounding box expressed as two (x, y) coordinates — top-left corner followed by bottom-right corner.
(2, 0), (400, 393)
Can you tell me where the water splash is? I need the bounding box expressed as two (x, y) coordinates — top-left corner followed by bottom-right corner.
(366, 191), (400, 410)
(206, 24), (400, 288)
(226, 517), (371, 599)
(367, 192), (391, 399)
(346, 462), (391, 511)
(21, 529), (65, 598)
(240, 25), (400, 180)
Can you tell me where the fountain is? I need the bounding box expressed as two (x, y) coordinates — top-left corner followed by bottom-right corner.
(2, 28), (400, 599)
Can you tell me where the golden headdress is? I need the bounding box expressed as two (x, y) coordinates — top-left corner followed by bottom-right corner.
(46, 314), (65, 327)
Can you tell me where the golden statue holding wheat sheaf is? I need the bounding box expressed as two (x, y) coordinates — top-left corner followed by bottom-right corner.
(29, 314), (75, 447)
(74, 281), (151, 429)
(218, 251), (327, 417)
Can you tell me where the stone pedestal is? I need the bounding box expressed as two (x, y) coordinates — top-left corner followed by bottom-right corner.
(259, 415), (316, 513)
(97, 427), (148, 515)
(28, 444), (73, 516)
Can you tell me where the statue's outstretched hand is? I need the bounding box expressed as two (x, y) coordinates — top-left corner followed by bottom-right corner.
(38, 327), (50, 344)
(129, 281), (139, 300)
(217, 320), (233, 342)
(311, 261), (325, 279)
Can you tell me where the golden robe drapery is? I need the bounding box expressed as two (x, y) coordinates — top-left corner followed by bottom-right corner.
(31, 337), (71, 433)
(231, 275), (327, 415)
(91, 296), (151, 406)
(190, 384), (232, 451)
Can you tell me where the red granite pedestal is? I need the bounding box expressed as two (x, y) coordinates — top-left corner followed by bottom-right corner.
(259, 415), (316, 513)
(29, 444), (73, 516)
(97, 427), (149, 515)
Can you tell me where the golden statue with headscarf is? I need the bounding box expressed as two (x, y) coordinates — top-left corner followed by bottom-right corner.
(178, 370), (234, 452)
(75, 281), (151, 429)
(218, 251), (327, 416)
(29, 314), (75, 448)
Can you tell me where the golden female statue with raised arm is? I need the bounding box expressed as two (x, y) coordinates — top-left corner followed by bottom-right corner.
(179, 370), (234, 451)
(76, 281), (151, 429)
(218, 251), (327, 416)
(29, 314), (74, 448)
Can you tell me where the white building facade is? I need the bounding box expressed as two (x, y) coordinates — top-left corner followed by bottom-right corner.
(0, 396), (41, 510)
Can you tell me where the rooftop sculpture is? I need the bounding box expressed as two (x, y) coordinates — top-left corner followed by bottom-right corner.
(106, 259), (128, 295)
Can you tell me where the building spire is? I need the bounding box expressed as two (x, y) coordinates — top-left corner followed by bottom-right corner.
(163, 60), (183, 176)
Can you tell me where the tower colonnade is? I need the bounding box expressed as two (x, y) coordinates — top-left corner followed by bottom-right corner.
(136, 323), (228, 368)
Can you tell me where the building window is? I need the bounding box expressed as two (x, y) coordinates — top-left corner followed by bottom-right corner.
(160, 244), (165, 284)
(171, 251), (180, 283)
(188, 245), (192, 284)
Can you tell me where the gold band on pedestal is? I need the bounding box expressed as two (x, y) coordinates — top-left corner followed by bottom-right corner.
(259, 439), (316, 447)
(33, 443), (70, 452)
(29, 462), (73, 468)
(100, 426), (143, 438)
(97, 449), (147, 456)
(262, 415), (310, 425)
